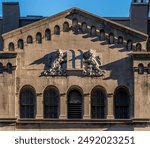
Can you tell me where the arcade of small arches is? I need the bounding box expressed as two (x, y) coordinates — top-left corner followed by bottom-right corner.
(0, 62), (13, 74)
(7, 19), (142, 52)
(19, 85), (130, 120)
(137, 63), (150, 74)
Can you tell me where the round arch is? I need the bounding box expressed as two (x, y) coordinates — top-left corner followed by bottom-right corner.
(19, 85), (36, 118)
(114, 86), (130, 119)
(43, 85), (60, 118)
(67, 85), (83, 119)
(91, 86), (107, 119)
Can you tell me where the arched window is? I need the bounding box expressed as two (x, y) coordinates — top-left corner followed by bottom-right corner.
(109, 33), (114, 44)
(100, 29), (105, 41)
(44, 87), (59, 118)
(114, 87), (130, 119)
(138, 63), (144, 74)
(118, 36), (123, 44)
(81, 22), (87, 33)
(45, 29), (51, 41)
(27, 36), (33, 44)
(127, 40), (132, 50)
(54, 25), (60, 35)
(0, 63), (3, 73)
(20, 86), (36, 118)
(91, 26), (96, 36)
(68, 89), (83, 119)
(91, 87), (107, 119)
(72, 18), (78, 28)
(36, 32), (42, 44)
(136, 43), (142, 51)
(147, 64), (150, 74)
(18, 39), (24, 49)
(8, 42), (15, 51)
(63, 22), (69, 32)
(7, 63), (12, 73)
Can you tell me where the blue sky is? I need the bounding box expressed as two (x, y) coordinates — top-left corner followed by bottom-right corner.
(0, 0), (132, 17)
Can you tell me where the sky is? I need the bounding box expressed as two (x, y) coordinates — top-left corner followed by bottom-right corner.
(0, 0), (132, 17)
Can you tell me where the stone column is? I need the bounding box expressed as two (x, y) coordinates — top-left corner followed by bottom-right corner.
(36, 93), (43, 119)
(83, 93), (91, 119)
(15, 93), (19, 118)
(59, 93), (67, 119)
(107, 93), (114, 119)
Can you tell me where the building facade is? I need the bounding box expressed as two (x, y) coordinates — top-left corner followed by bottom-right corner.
(0, 0), (150, 131)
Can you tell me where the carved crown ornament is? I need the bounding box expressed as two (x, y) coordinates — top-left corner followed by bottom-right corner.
(42, 49), (105, 77)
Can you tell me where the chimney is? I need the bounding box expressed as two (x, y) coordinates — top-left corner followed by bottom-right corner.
(130, 0), (149, 33)
(2, 2), (20, 33)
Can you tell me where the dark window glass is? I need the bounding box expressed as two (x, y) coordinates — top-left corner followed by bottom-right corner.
(91, 26), (96, 36)
(136, 43), (142, 51)
(100, 29), (105, 41)
(127, 40), (132, 50)
(45, 29), (51, 40)
(27, 36), (33, 44)
(54, 25), (60, 35)
(91, 88), (106, 119)
(18, 39), (24, 49)
(138, 64), (144, 74)
(44, 88), (59, 118)
(109, 33), (114, 44)
(118, 36), (123, 44)
(114, 88), (130, 119)
(9, 42), (15, 51)
(63, 22), (69, 32)
(20, 87), (36, 118)
(36, 32), (42, 43)
(7, 63), (12, 73)
(81, 22), (87, 33)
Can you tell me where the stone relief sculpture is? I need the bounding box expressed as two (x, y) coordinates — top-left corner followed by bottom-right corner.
(83, 49), (105, 76)
(43, 49), (67, 76)
(42, 49), (105, 77)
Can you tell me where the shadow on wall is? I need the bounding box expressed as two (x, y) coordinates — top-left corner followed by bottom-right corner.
(29, 51), (55, 72)
(29, 51), (133, 86)
(101, 56), (133, 85)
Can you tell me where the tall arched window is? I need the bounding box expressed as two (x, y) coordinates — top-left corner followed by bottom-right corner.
(7, 63), (12, 73)
(54, 25), (60, 35)
(27, 35), (33, 44)
(63, 22), (69, 32)
(109, 33), (114, 44)
(45, 29), (51, 41)
(136, 43), (142, 51)
(44, 87), (59, 118)
(114, 87), (130, 119)
(18, 39), (24, 49)
(68, 89), (83, 119)
(81, 22), (87, 33)
(0, 63), (3, 73)
(138, 63), (144, 74)
(147, 64), (150, 74)
(100, 29), (105, 41)
(91, 87), (107, 119)
(20, 86), (36, 118)
(8, 42), (15, 51)
(118, 36), (123, 44)
(127, 40), (132, 50)
(91, 26), (96, 36)
(72, 18), (78, 28)
(36, 32), (42, 43)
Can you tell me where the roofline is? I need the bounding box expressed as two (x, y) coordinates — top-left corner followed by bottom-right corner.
(2, 7), (148, 40)
(2, 2), (19, 5)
